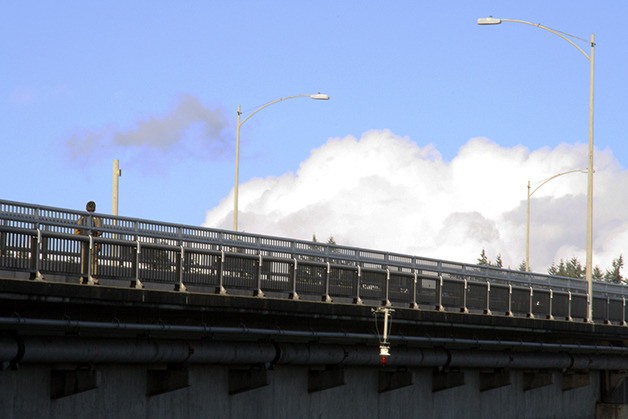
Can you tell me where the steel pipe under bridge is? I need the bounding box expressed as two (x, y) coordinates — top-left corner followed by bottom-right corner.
(1, 335), (626, 371)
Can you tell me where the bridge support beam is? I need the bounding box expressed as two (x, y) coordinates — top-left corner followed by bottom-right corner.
(601, 370), (628, 403)
(523, 370), (553, 391)
(228, 365), (268, 395)
(480, 369), (511, 392)
(378, 369), (413, 393)
(147, 364), (189, 396)
(595, 403), (628, 419)
(50, 367), (101, 399)
(562, 371), (590, 391)
(308, 366), (344, 393)
(432, 369), (465, 392)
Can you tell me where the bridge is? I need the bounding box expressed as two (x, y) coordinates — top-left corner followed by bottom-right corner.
(1, 199), (628, 418)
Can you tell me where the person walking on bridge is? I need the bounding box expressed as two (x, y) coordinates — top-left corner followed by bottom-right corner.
(75, 200), (102, 285)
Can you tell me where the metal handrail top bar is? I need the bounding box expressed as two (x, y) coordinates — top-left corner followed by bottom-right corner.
(0, 198), (620, 297)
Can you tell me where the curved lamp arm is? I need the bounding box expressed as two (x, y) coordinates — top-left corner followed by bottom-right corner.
(234, 93), (330, 231)
(525, 169), (587, 273)
(239, 93), (329, 127)
(529, 169), (587, 198)
(477, 17), (592, 61)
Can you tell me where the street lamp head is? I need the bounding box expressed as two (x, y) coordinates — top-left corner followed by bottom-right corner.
(309, 93), (330, 100)
(477, 17), (502, 25)
(233, 91), (331, 231)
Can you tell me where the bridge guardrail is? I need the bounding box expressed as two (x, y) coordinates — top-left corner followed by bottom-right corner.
(0, 199), (625, 324)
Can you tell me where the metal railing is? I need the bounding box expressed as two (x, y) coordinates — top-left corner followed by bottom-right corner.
(1, 199), (626, 324)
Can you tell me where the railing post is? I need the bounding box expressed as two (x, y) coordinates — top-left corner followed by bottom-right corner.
(460, 277), (469, 313)
(82, 235), (95, 286)
(40, 224), (49, 262)
(30, 228), (44, 281)
(382, 268), (391, 307)
(566, 290), (573, 321)
(253, 254), (265, 298)
(131, 240), (143, 289)
(216, 249), (227, 295)
(289, 258), (299, 300)
(321, 262), (332, 303)
(506, 284), (513, 317)
(622, 297), (627, 326)
(484, 281), (492, 315)
(0, 219), (6, 257)
(80, 214), (101, 286)
(546, 289), (554, 320)
(527, 287), (535, 318)
(409, 271), (419, 309)
(174, 245), (187, 292)
(604, 295), (611, 325)
(353, 265), (363, 305)
(435, 275), (444, 312)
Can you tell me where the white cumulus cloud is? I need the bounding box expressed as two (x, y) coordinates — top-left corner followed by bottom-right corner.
(204, 129), (625, 274)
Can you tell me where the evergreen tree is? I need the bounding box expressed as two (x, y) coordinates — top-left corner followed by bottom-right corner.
(518, 260), (527, 272)
(478, 249), (626, 282)
(565, 257), (585, 279)
(593, 266), (604, 281)
(477, 249), (490, 266)
(495, 254), (503, 268)
(475, 249), (504, 268)
(604, 255), (624, 284)
(548, 260), (567, 277)
(548, 258), (584, 279)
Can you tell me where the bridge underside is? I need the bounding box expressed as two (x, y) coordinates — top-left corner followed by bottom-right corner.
(1, 274), (628, 418)
(2, 363), (617, 419)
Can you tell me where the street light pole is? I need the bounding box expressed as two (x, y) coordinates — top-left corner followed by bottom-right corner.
(112, 159), (122, 216)
(586, 33), (596, 323)
(233, 93), (330, 231)
(478, 17), (596, 322)
(526, 170), (587, 272)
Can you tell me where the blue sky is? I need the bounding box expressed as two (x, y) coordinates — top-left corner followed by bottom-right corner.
(4, 2), (628, 272)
